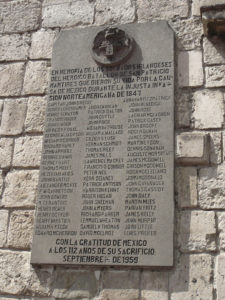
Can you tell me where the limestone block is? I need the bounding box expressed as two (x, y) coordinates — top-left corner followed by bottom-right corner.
(95, 0), (135, 25)
(0, 34), (30, 61)
(0, 100), (3, 124)
(199, 163), (225, 208)
(206, 66), (225, 87)
(8, 210), (34, 249)
(25, 97), (47, 133)
(52, 270), (97, 298)
(0, 250), (51, 295)
(30, 29), (58, 59)
(175, 92), (191, 128)
(94, 290), (139, 300)
(0, 0), (41, 33)
(2, 170), (39, 208)
(218, 212), (225, 250)
(0, 99), (27, 135)
(209, 132), (222, 165)
(0, 210), (8, 247)
(0, 171), (3, 198)
(13, 136), (43, 167)
(170, 254), (213, 299)
(216, 255), (225, 299)
(175, 167), (197, 208)
(169, 18), (202, 50)
(176, 132), (209, 165)
(192, 90), (224, 129)
(178, 211), (216, 252)
(23, 61), (49, 95)
(203, 37), (225, 65)
(103, 270), (140, 289)
(0, 138), (13, 168)
(137, 0), (188, 20)
(192, 0), (225, 16)
(141, 271), (168, 300)
(42, 0), (94, 28)
(0, 63), (25, 96)
(178, 51), (203, 87)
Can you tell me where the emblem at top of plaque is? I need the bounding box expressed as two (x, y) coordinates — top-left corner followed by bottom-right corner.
(91, 27), (134, 66)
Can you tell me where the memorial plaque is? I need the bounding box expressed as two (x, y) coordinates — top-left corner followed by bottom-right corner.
(31, 21), (174, 266)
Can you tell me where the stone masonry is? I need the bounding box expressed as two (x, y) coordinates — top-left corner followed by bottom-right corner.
(0, 0), (225, 299)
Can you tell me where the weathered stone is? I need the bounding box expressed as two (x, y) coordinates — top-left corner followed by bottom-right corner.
(8, 210), (34, 249)
(0, 210), (8, 247)
(199, 163), (225, 208)
(23, 61), (49, 95)
(0, 34), (30, 61)
(209, 132), (222, 165)
(192, 90), (224, 129)
(141, 271), (168, 300)
(0, 138), (13, 168)
(175, 92), (191, 128)
(217, 213), (225, 250)
(0, 0), (41, 33)
(170, 254), (213, 299)
(216, 255), (225, 299)
(176, 167), (197, 208)
(2, 170), (39, 208)
(0, 250), (51, 295)
(192, 0), (225, 16)
(94, 290), (139, 300)
(0, 99), (27, 135)
(0, 172), (3, 200)
(13, 136), (42, 167)
(205, 65), (225, 87)
(137, 0), (189, 20)
(169, 18), (202, 50)
(203, 36), (225, 65)
(0, 63), (25, 96)
(30, 29), (58, 59)
(176, 132), (209, 165)
(25, 97), (47, 133)
(178, 211), (216, 252)
(103, 270), (140, 289)
(178, 51), (203, 87)
(42, 0), (94, 28)
(95, 0), (135, 25)
(52, 270), (97, 299)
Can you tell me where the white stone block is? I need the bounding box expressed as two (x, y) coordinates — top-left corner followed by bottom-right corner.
(192, 0), (225, 16)
(203, 37), (225, 65)
(25, 96), (47, 133)
(192, 90), (224, 129)
(0, 34), (30, 61)
(0, 210), (8, 247)
(176, 132), (209, 164)
(0, 138), (13, 168)
(218, 212), (225, 250)
(141, 271), (168, 299)
(13, 136), (42, 167)
(178, 51), (203, 87)
(178, 210), (216, 252)
(0, 99), (27, 135)
(216, 255), (225, 299)
(2, 170), (39, 208)
(0, 63), (25, 96)
(206, 66), (225, 87)
(209, 132), (222, 165)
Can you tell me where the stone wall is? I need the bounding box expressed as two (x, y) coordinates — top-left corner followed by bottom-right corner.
(0, 0), (225, 299)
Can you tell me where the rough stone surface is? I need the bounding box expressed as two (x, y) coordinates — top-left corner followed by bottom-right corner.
(30, 29), (58, 59)
(178, 51), (203, 87)
(178, 210), (216, 252)
(0, 63), (25, 96)
(0, 138), (13, 168)
(0, 0), (41, 33)
(94, 290), (139, 300)
(52, 270), (97, 299)
(137, 0), (189, 20)
(216, 255), (225, 299)
(199, 163), (225, 208)
(206, 66), (225, 87)
(95, 0), (135, 25)
(192, 0), (225, 16)
(209, 132), (222, 165)
(2, 170), (39, 208)
(203, 36), (225, 65)
(0, 34), (30, 61)
(25, 96), (47, 133)
(23, 61), (49, 95)
(13, 136), (43, 167)
(176, 167), (197, 208)
(175, 92), (191, 128)
(0, 99), (27, 135)
(0, 210), (8, 247)
(192, 90), (224, 129)
(169, 18), (202, 50)
(141, 271), (168, 300)
(8, 210), (34, 249)
(103, 270), (140, 290)
(170, 254), (213, 300)
(176, 132), (209, 165)
(218, 213), (225, 250)
(42, 0), (94, 28)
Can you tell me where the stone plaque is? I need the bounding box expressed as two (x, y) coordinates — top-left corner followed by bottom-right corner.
(31, 21), (174, 267)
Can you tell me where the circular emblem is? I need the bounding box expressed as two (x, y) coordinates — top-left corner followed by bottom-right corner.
(91, 27), (134, 66)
